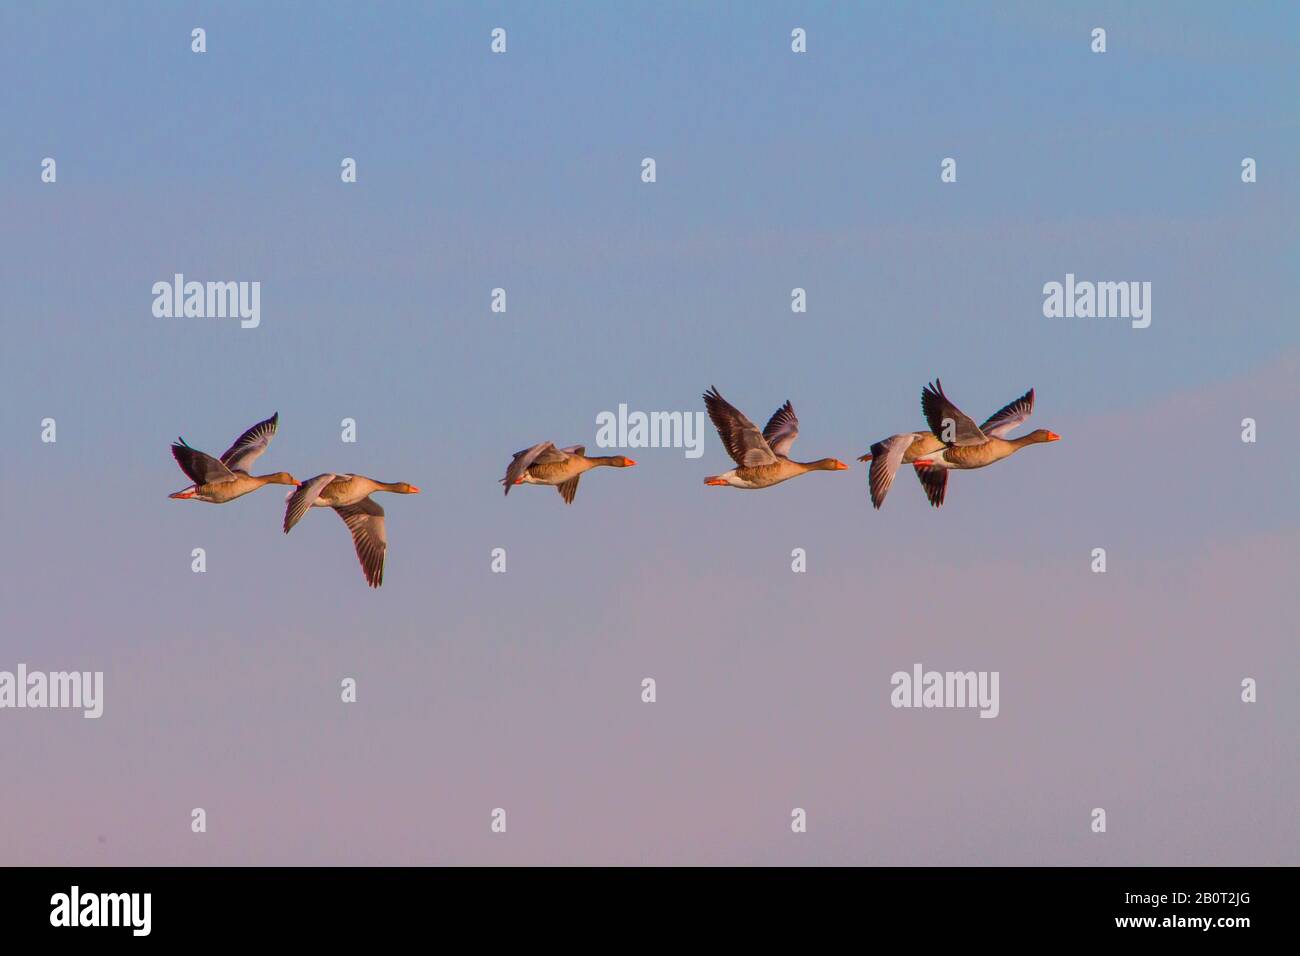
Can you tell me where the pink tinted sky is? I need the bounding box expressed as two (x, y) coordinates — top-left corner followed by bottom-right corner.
(1, 355), (1294, 865)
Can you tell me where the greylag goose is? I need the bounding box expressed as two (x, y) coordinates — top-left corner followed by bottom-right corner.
(858, 386), (1038, 509)
(857, 433), (945, 509)
(702, 386), (848, 489)
(169, 413), (298, 503)
(501, 443), (636, 503)
(283, 474), (420, 588)
(910, 380), (1058, 504)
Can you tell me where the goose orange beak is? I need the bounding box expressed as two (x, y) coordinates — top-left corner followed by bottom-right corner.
(705, 477), (728, 486)
(625, 458), (637, 466)
(834, 460), (849, 470)
(169, 491), (194, 499)
(409, 486), (421, 493)
(1046, 432), (1061, 442)
(913, 459), (933, 467)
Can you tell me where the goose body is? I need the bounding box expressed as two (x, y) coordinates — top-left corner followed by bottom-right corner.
(283, 473), (420, 588)
(501, 443), (635, 504)
(169, 413), (297, 503)
(702, 386), (848, 489)
(924, 435), (1046, 469)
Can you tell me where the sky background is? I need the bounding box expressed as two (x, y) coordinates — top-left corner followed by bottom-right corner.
(1, 1), (1296, 865)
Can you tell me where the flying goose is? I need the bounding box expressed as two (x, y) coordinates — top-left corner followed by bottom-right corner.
(501, 443), (636, 503)
(169, 413), (298, 503)
(702, 386), (848, 489)
(909, 380), (1059, 504)
(283, 474), (420, 588)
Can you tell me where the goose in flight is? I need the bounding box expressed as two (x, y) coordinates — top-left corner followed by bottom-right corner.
(283, 474), (420, 588)
(908, 380), (1059, 507)
(169, 413), (298, 503)
(501, 443), (636, 504)
(702, 386), (848, 489)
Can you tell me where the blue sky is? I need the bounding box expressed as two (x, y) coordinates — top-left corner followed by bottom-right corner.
(1, 2), (1296, 864)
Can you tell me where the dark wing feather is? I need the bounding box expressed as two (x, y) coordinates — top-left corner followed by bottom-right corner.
(556, 477), (581, 504)
(703, 386), (778, 467)
(921, 379), (986, 446)
(171, 443), (236, 485)
(554, 446), (587, 502)
(914, 464), (949, 508)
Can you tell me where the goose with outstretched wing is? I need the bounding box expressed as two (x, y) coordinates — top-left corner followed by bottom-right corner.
(702, 386), (848, 489)
(169, 413), (298, 504)
(283, 473), (420, 588)
(908, 380), (1059, 501)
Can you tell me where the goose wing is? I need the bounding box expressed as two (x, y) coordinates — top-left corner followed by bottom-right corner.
(704, 387), (778, 467)
(554, 446), (587, 503)
(335, 497), (387, 588)
(921, 379), (986, 446)
(220, 412), (279, 472)
(979, 389), (1035, 439)
(865, 434), (912, 510)
(171, 442), (236, 485)
(284, 473), (336, 532)
(502, 441), (569, 494)
(914, 464), (949, 508)
(761, 401), (799, 458)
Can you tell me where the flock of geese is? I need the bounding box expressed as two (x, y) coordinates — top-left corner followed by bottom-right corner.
(168, 415), (419, 588)
(167, 381), (1059, 588)
(698, 381), (1058, 506)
